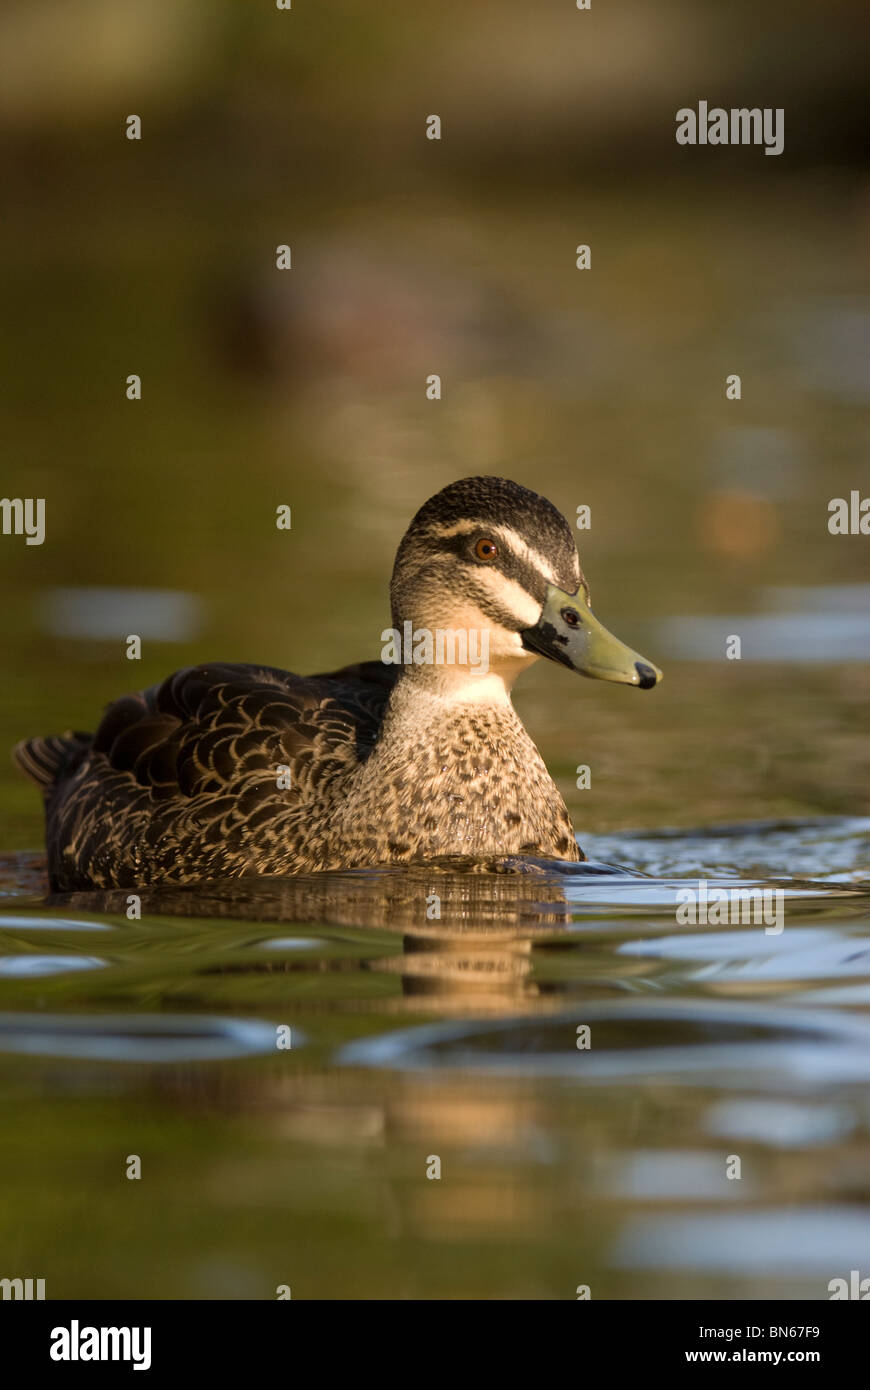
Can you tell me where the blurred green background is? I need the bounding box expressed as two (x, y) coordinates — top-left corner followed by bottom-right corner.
(1, 0), (869, 852)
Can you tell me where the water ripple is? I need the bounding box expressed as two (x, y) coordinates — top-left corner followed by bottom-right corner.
(0, 1012), (290, 1062)
(0, 955), (105, 978)
(339, 1000), (870, 1087)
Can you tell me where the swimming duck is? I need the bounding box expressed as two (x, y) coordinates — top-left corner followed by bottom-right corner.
(14, 477), (661, 890)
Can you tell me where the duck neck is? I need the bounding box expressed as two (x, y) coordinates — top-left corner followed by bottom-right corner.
(378, 667), (520, 738)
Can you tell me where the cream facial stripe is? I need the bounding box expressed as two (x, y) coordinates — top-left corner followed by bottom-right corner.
(466, 565), (544, 630)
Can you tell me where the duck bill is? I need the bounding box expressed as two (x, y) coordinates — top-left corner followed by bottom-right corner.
(520, 584), (662, 689)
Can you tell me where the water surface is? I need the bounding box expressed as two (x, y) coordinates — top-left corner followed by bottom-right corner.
(1, 818), (868, 1300)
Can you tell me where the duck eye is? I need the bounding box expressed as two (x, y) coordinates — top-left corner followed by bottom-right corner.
(474, 537), (499, 562)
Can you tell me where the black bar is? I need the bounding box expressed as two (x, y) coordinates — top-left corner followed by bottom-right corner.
(1, 1299), (863, 1374)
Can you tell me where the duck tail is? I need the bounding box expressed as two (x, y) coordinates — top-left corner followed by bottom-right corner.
(12, 731), (92, 789)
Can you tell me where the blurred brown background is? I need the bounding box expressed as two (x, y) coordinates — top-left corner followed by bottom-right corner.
(2, 0), (869, 848)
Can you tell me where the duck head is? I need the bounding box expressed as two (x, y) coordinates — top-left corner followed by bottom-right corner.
(389, 476), (662, 697)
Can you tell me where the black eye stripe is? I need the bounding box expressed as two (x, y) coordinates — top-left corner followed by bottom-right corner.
(427, 532), (549, 599)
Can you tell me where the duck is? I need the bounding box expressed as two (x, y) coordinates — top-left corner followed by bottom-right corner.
(13, 477), (661, 890)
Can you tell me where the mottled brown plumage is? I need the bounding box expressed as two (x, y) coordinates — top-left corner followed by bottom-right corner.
(14, 477), (660, 889)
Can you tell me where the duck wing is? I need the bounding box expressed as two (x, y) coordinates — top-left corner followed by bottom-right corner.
(15, 660), (399, 887)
